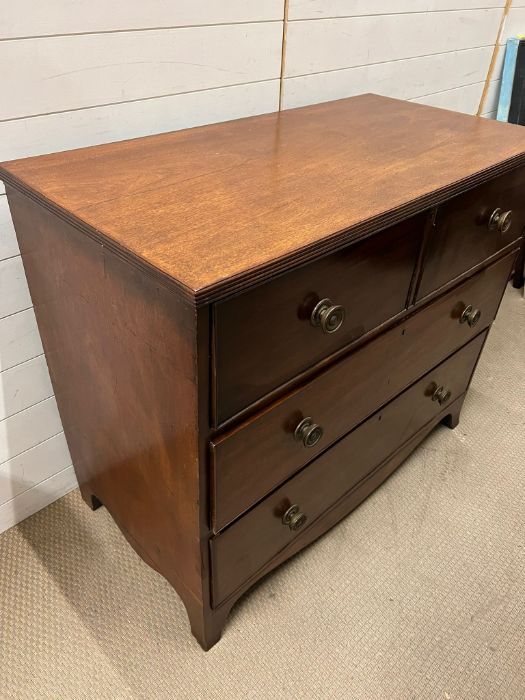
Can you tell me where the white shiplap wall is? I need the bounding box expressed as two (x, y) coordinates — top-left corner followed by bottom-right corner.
(282, 1), (507, 114)
(0, 1), (512, 533)
(479, 2), (525, 119)
(0, 1), (284, 534)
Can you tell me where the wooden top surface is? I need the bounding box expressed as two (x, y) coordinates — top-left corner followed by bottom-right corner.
(3, 93), (525, 304)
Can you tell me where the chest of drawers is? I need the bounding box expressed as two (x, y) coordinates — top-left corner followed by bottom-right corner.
(2, 94), (524, 650)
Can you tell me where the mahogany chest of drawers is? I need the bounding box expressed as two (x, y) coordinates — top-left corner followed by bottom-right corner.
(2, 94), (524, 650)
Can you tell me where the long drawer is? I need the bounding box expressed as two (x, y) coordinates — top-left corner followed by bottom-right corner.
(211, 332), (487, 606)
(417, 165), (525, 300)
(213, 215), (423, 424)
(211, 250), (514, 532)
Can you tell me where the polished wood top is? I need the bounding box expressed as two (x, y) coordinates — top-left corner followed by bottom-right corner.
(2, 94), (525, 304)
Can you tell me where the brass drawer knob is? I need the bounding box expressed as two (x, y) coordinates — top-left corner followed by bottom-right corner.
(432, 385), (452, 405)
(311, 298), (345, 333)
(488, 208), (512, 234)
(294, 417), (324, 448)
(460, 304), (481, 327)
(282, 504), (308, 531)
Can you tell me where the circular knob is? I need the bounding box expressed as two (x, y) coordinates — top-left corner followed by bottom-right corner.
(311, 298), (345, 334)
(488, 208), (513, 234)
(282, 504), (308, 531)
(460, 304), (481, 327)
(294, 417), (323, 448)
(432, 386), (452, 405)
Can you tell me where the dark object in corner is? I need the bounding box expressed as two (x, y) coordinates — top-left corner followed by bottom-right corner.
(509, 39), (525, 125)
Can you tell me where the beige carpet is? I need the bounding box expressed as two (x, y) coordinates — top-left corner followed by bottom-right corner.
(1, 287), (524, 700)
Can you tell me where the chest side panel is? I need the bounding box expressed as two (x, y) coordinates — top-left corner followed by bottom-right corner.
(6, 186), (203, 601)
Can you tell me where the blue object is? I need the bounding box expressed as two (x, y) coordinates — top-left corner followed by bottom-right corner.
(497, 38), (520, 122)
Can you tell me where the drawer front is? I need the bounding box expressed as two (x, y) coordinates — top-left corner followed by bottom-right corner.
(213, 215), (423, 424)
(211, 332), (486, 606)
(417, 166), (525, 300)
(211, 250), (514, 532)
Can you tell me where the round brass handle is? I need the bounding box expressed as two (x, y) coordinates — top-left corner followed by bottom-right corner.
(488, 208), (513, 234)
(311, 298), (345, 334)
(460, 304), (481, 327)
(432, 385), (452, 405)
(294, 417), (323, 448)
(282, 504), (308, 531)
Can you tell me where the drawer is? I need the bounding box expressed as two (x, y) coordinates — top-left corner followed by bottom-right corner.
(417, 166), (525, 300)
(211, 250), (515, 532)
(213, 215), (424, 424)
(211, 332), (486, 606)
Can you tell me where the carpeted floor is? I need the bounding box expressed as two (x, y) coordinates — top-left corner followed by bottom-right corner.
(1, 287), (524, 700)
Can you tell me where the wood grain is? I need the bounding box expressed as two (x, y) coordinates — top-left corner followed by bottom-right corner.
(211, 333), (486, 604)
(6, 187), (204, 607)
(211, 251), (514, 532)
(3, 95), (525, 304)
(214, 215), (422, 422)
(3, 94), (523, 649)
(211, 393), (467, 617)
(416, 165), (525, 299)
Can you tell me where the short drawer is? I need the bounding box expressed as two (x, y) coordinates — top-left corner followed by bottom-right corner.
(213, 215), (423, 424)
(417, 166), (525, 300)
(211, 250), (515, 532)
(211, 332), (486, 605)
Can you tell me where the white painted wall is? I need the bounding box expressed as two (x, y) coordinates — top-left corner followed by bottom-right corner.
(479, 2), (525, 119)
(0, 1), (517, 533)
(0, 1), (283, 533)
(282, 1), (507, 114)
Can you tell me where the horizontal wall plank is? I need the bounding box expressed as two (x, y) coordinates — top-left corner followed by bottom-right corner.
(0, 80), (280, 165)
(0, 308), (43, 372)
(0, 195), (18, 259)
(0, 465), (77, 534)
(483, 79), (502, 114)
(282, 46), (493, 108)
(0, 1), (284, 39)
(0, 23), (283, 120)
(285, 10), (502, 77)
(411, 81), (485, 114)
(289, 1), (506, 20)
(0, 397), (63, 465)
(0, 432), (71, 505)
(0, 256), (32, 319)
(501, 7), (525, 43)
(0, 355), (53, 421)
